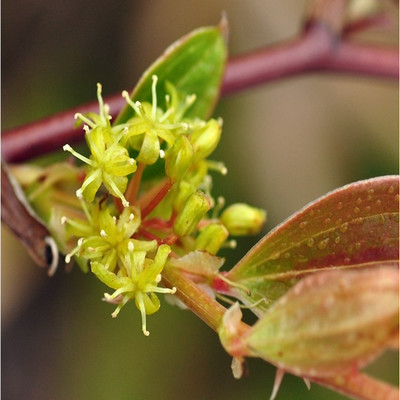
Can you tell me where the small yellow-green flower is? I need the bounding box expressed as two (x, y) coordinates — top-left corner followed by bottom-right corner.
(92, 244), (176, 336)
(122, 75), (194, 165)
(63, 83), (137, 206)
(63, 205), (154, 274)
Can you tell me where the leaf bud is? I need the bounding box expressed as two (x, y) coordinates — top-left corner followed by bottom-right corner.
(220, 203), (266, 236)
(173, 191), (211, 237)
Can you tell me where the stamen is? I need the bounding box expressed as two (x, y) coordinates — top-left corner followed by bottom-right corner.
(136, 292), (150, 336)
(151, 75), (158, 120)
(159, 149), (165, 159)
(212, 196), (225, 219)
(122, 91), (142, 116)
(60, 216), (68, 224)
(76, 189), (83, 199)
(228, 240), (237, 249)
(100, 229), (107, 238)
(104, 104), (111, 117)
(129, 213), (135, 221)
(63, 144), (94, 166)
(128, 241), (134, 252)
(74, 112), (96, 129)
(106, 178), (130, 208)
(206, 160), (228, 175)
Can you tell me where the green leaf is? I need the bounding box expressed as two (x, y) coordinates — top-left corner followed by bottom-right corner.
(115, 23), (227, 124)
(245, 266), (399, 377)
(223, 176), (399, 316)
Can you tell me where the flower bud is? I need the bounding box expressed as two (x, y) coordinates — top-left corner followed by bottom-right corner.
(173, 191), (211, 237)
(220, 203), (266, 236)
(165, 135), (193, 182)
(195, 223), (229, 255)
(173, 180), (196, 213)
(190, 119), (221, 163)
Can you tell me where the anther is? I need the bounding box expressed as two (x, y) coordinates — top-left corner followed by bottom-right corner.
(159, 149), (165, 159)
(100, 229), (107, 238)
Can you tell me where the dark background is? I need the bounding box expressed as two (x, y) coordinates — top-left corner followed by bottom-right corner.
(2, 1), (398, 399)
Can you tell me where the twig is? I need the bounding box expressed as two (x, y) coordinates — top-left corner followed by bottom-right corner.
(314, 371), (400, 400)
(1, 15), (398, 163)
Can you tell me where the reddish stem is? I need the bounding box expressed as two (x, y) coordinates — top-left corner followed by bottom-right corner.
(125, 162), (145, 205)
(140, 179), (174, 219)
(1, 23), (398, 163)
(314, 371), (399, 400)
(142, 217), (174, 229)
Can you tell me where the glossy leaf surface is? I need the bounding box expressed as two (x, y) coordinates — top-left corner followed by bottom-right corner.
(115, 24), (227, 124)
(223, 176), (399, 316)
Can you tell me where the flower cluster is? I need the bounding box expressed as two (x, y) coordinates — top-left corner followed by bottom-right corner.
(19, 77), (266, 335)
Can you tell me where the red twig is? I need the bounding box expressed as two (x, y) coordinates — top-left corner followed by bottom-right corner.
(1, 21), (398, 163)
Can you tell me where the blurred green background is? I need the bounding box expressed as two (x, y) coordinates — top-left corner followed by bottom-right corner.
(2, 1), (398, 399)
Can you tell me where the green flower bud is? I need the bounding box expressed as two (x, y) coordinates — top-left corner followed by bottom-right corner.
(195, 223), (229, 255)
(165, 135), (193, 182)
(173, 180), (197, 213)
(190, 119), (222, 163)
(220, 203), (266, 236)
(173, 191), (211, 237)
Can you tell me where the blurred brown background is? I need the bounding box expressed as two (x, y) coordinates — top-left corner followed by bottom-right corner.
(2, 1), (398, 399)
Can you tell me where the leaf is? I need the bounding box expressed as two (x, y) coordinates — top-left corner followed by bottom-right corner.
(115, 22), (228, 124)
(222, 176), (399, 316)
(244, 266), (399, 377)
